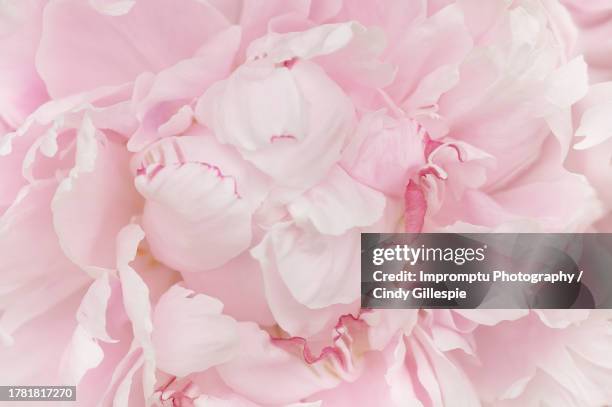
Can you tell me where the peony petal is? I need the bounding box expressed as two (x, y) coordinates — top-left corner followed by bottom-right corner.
(115, 224), (156, 399)
(128, 26), (242, 151)
(76, 273), (116, 343)
(152, 284), (240, 377)
(181, 253), (276, 326)
(113, 351), (145, 407)
(135, 134), (267, 273)
(36, 0), (229, 97)
(330, 0), (426, 45)
(0, 0), (48, 127)
(542, 56), (589, 111)
(247, 22), (358, 61)
(386, 4), (472, 107)
(59, 324), (105, 384)
(196, 64), (309, 152)
(541, 56), (589, 157)
(217, 322), (341, 405)
(309, 0), (342, 22)
(88, 0), (136, 16)
(251, 223), (360, 338)
(0, 181), (88, 343)
(137, 163), (252, 272)
(254, 223), (361, 310)
(341, 111), (426, 197)
(574, 101), (612, 150)
(0, 288), (83, 385)
(253, 260), (355, 339)
(232, 0), (311, 55)
(404, 180), (427, 233)
(52, 117), (143, 274)
(288, 166), (386, 235)
(491, 138), (603, 232)
(454, 312), (612, 405)
(362, 309), (419, 351)
(384, 336), (421, 406)
(196, 24), (357, 188)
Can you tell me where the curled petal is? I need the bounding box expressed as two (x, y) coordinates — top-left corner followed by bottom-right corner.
(136, 163), (252, 273)
(217, 323), (341, 405)
(134, 134), (267, 273)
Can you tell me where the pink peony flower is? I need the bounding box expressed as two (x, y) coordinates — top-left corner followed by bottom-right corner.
(1, 0), (611, 406)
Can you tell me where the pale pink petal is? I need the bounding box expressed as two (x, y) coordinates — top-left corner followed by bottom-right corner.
(309, 0), (342, 22)
(196, 24), (357, 188)
(52, 118), (143, 273)
(535, 309), (590, 329)
(254, 223), (360, 309)
(232, 0), (311, 54)
(152, 284), (239, 377)
(330, 0), (426, 43)
(76, 278), (138, 406)
(455, 312), (612, 405)
(181, 253), (275, 326)
(403, 65), (460, 116)
(206, 0), (243, 23)
(574, 102), (612, 150)
(197, 67), (308, 151)
(193, 394), (262, 407)
(246, 22), (361, 61)
(406, 327), (480, 406)
(216, 322), (341, 405)
(341, 111), (426, 197)
(128, 26), (242, 151)
(454, 309), (528, 327)
(114, 351), (145, 407)
(456, 0), (510, 45)
(384, 336), (421, 406)
(0, 0), (48, 127)
(116, 224), (156, 399)
(386, 4), (472, 108)
(89, 0), (136, 16)
(288, 166), (386, 235)
(0, 289), (83, 385)
(0, 181), (89, 344)
(251, 223), (360, 337)
(491, 139), (603, 232)
(59, 324), (105, 385)
(309, 347), (412, 407)
(36, 0), (229, 97)
(572, 82), (612, 151)
(252, 249), (355, 338)
(0, 123), (36, 212)
(539, 56), (589, 157)
(76, 272), (116, 342)
(135, 136), (265, 273)
(98, 343), (143, 406)
(361, 309), (419, 351)
(262, 22), (396, 108)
